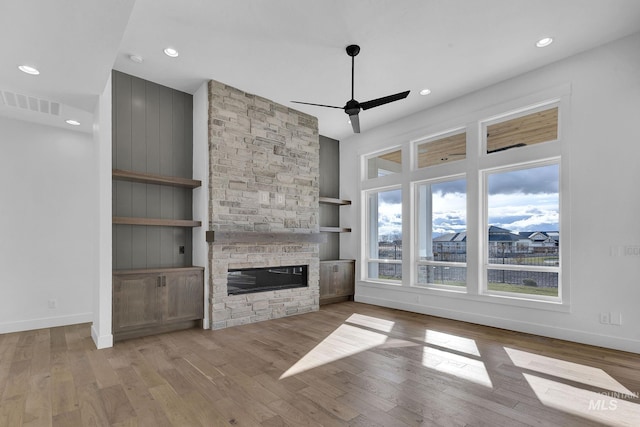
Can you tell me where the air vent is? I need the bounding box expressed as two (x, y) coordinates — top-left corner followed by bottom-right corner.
(0, 90), (61, 116)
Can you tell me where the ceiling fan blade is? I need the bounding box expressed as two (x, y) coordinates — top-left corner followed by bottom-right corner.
(349, 114), (361, 133)
(487, 143), (527, 153)
(360, 90), (410, 111)
(291, 101), (343, 109)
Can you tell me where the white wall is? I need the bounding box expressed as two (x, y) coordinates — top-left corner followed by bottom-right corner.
(0, 116), (96, 333)
(192, 82), (210, 329)
(340, 32), (640, 353)
(91, 75), (113, 349)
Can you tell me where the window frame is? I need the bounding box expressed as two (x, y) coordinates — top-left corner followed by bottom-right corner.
(480, 159), (561, 302)
(363, 185), (403, 285)
(413, 174), (468, 292)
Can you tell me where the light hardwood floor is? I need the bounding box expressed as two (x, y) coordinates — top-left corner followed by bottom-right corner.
(1, 302), (639, 426)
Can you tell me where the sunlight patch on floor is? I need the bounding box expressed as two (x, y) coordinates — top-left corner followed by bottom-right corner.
(422, 345), (493, 388)
(505, 347), (635, 395)
(424, 329), (481, 357)
(344, 313), (396, 332)
(279, 322), (389, 379)
(523, 373), (640, 427)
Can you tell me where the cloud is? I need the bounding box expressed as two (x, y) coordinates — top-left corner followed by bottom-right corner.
(488, 164), (558, 195)
(432, 179), (466, 196)
(378, 189), (401, 204)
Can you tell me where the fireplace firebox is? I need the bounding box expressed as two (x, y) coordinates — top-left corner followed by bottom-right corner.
(227, 265), (308, 295)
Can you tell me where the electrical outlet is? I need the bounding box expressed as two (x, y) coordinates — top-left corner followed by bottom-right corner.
(48, 299), (57, 309)
(599, 312), (610, 324)
(275, 193), (285, 205)
(179, 245), (185, 254)
(610, 312), (623, 326)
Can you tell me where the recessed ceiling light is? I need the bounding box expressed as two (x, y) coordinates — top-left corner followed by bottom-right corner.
(163, 47), (179, 57)
(419, 88), (431, 96)
(536, 37), (553, 48)
(65, 119), (81, 126)
(129, 55), (144, 63)
(18, 65), (40, 75)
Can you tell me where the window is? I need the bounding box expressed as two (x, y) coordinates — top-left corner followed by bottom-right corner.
(366, 149), (402, 178)
(416, 178), (467, 288)
(416, 130), (466, 168)
(360, 94), (565, 307)
(484, 162), (560, 299)
(366, 188), (402, 282)
(485, 106), (558, 154)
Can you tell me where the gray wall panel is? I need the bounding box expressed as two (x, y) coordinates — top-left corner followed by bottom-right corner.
(158, 87), (173, 176)
(146, 81), (160, 174)
(114, 72), (132, 171)
(172, 92), (186, 178)
(112, 70), (195, 270)
(131, 77), (147, 171)
(319, 135), (342, 261)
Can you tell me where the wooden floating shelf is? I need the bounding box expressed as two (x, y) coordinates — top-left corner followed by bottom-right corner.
(319, 197), (351, 206)
(206, 231), (327, 244)
(320, 227), (352, 233)
(113, 217), (201, 227)
(113, 266), (204, 275)
(112, 169), (201, 189)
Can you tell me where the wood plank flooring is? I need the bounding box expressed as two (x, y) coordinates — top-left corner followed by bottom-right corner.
(1, 302), (640, 426)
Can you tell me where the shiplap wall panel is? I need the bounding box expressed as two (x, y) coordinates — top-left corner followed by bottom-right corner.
(112, 71), (193, 269)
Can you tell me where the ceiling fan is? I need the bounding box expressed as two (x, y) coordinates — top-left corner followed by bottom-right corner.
(441, 143), (528, 161)
(291, 44), (410, 134)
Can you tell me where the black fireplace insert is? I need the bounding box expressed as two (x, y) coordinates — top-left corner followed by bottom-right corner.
(227, 265), (308, 295)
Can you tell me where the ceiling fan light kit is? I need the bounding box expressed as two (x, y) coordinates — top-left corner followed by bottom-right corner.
(292, 44), (410, 134)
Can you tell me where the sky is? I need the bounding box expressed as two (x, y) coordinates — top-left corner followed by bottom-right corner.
(376, 164), (559, 241)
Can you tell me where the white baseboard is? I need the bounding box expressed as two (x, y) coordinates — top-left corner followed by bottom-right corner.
(356, 295), (640, 354)
(0, 312), (93, 335)
(91, 324), (113, 349)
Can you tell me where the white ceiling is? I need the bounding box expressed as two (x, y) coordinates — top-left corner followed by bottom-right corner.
(2, 0), (640, 139)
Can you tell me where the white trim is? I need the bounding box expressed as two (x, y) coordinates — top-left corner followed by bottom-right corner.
(91, 325), (113, 349)
(0, 313), (93, 335)
(193, 82), (210, 329)
(92, 73), (113, 349)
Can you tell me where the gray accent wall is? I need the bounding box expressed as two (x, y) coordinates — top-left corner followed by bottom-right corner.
(112, 71), (194, 269)
(319, 135), (340, 261)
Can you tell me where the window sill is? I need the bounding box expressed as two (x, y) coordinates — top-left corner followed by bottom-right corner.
(358, 280), (570, 313)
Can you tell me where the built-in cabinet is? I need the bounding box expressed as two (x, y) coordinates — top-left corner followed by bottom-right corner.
(319, 136), (355, 304)
(113, 267), (204, 341)
(112, 71), (204, 341)
(319, 259), (355, 304)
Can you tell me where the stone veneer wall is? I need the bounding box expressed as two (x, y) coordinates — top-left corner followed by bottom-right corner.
(208, 80), (320, 329)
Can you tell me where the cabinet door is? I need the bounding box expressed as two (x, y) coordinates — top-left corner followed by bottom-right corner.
(113, 273), (162, 333)
(319, 262), (338, 299)
(334, 261), (355, 297)
(164, 270), (204, 324)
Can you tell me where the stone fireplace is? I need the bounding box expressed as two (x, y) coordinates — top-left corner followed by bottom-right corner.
(207, 80), (320, 329)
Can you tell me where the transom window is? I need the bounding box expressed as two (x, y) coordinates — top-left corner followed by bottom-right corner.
(366, 149), (402, 178)
(416, 130), (466, 168)
(485, 105), (558, 154)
